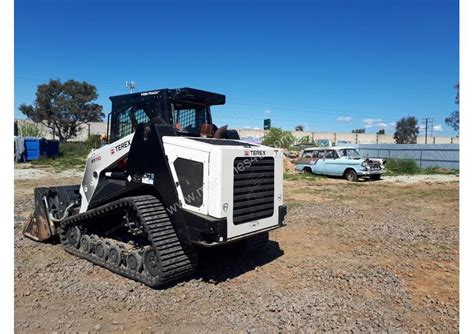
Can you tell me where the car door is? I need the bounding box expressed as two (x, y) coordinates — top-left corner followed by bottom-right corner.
(311, 150), (326, 174)
(322, 149), (340, 175)
(295, 149), (313, 172)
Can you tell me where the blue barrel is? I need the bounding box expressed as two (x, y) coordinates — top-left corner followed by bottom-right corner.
(24, 138), (41, 161)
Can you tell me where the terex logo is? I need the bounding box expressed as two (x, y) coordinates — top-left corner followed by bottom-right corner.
(115, 140), (131, 152)
(250, 150), (266, 156)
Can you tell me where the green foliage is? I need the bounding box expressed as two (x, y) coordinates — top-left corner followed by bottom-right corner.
(17, 121), (46, 137)
(384, 158), (420, 175)
(296, 135), (314, 145)
(376, 129), (385, 135)
(31, 140), (103, 170)
(85, 134), (103, 149)
(422, 167), (459, 175)
(294, 125), (304, 131)
(445, 83), (459, 133)
(384, 158), (458, 176)
(352, 128), (365, 133)
(262, 127), (295, 149)
(19, 79), (104, 142)
(394, 116), (419, 144)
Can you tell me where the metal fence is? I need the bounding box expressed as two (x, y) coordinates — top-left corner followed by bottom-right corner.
(355, 144), (459, 169)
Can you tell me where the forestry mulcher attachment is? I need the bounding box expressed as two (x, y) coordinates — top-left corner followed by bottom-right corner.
(24, 87), (287, 288)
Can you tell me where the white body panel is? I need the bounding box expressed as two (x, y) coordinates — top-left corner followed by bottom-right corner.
(80, 134), (284, 241)
(163, 137), (284, 240)
(79, 133), (134, 213)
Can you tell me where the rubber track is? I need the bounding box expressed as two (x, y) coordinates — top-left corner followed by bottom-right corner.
(59, 195), (197, 288)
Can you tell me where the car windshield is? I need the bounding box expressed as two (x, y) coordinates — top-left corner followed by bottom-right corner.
(338, 149), (361, 158)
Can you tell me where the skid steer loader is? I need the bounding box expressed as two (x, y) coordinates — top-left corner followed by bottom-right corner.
(23, 87), (287, 288)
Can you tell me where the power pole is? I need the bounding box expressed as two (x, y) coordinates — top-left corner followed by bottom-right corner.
(421, 118), (433, 144)
(125, 81), (136, 93)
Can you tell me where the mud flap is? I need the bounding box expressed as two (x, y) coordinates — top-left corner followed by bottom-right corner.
(23, 188), (55, 241)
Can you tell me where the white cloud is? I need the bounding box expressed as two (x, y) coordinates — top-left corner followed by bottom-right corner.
(378, 123), (387, 128)
(433, 124), (443, 132)
(254, 127), (261, 130)
(363, 118), (383, 128)
(336, 116), (352, 123)
(243, 125), (250, 129)
(264, 110), (271, 114)
(389, 122), (396, 127)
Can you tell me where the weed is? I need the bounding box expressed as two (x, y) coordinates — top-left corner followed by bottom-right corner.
(384, 158), (420, 175)
(31, 139), (105, 171)
(384, 158), (458, 176)
(284, 172), (324, 182)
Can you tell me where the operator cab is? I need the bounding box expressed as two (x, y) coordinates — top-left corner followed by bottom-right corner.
(108, 87), (227, 142)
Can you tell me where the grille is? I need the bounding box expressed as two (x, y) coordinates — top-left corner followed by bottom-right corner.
(233, 157), (274, 225)
(368, 161), (381, 170)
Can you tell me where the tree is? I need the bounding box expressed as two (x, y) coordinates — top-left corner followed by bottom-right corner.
(445, 83), (459, 133)
(19, 79), (104, 142)
(376, 129), (385, 135)
(351, 128), (365, 134)
(294, 125), (304, 131)
(393, 116), (419, 144)
(262, 128), (295, 149)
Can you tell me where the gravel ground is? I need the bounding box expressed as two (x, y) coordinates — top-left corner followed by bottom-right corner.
(14, 168), (459, 332)
(380, 174), (459, 184)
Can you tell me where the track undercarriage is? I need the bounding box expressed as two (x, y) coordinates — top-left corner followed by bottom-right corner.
(59, 195), (197, 288)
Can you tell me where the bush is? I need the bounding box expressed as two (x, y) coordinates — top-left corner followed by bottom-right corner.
(84, 134), (103, 149)
(30, 139), (103, 170)
(17, 122), (46, 137)
(384, 158), (420, 175)
(262, 128), (295, 149)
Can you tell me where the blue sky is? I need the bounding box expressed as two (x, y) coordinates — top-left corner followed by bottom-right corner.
(15, 0), (459, 135)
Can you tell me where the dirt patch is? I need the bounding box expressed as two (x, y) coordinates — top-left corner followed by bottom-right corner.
(14, 170), (458, 332)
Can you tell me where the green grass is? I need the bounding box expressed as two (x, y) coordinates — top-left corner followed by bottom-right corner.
(422, 167), (459, 175)
(383, 158), (458, 176)
(384, 158), (421, 175)
(284, 172), (325, 181)
(30, 136), (103, 171)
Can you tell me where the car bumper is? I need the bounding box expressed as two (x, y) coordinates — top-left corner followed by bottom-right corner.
(357, 169), (384, 176)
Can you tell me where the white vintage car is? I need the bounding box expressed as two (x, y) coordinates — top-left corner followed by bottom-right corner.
(295, 146), (385, 181)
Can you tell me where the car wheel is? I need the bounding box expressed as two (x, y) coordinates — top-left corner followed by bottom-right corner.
(344, 169), (358, 182)
(303, 167), (312, 174)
